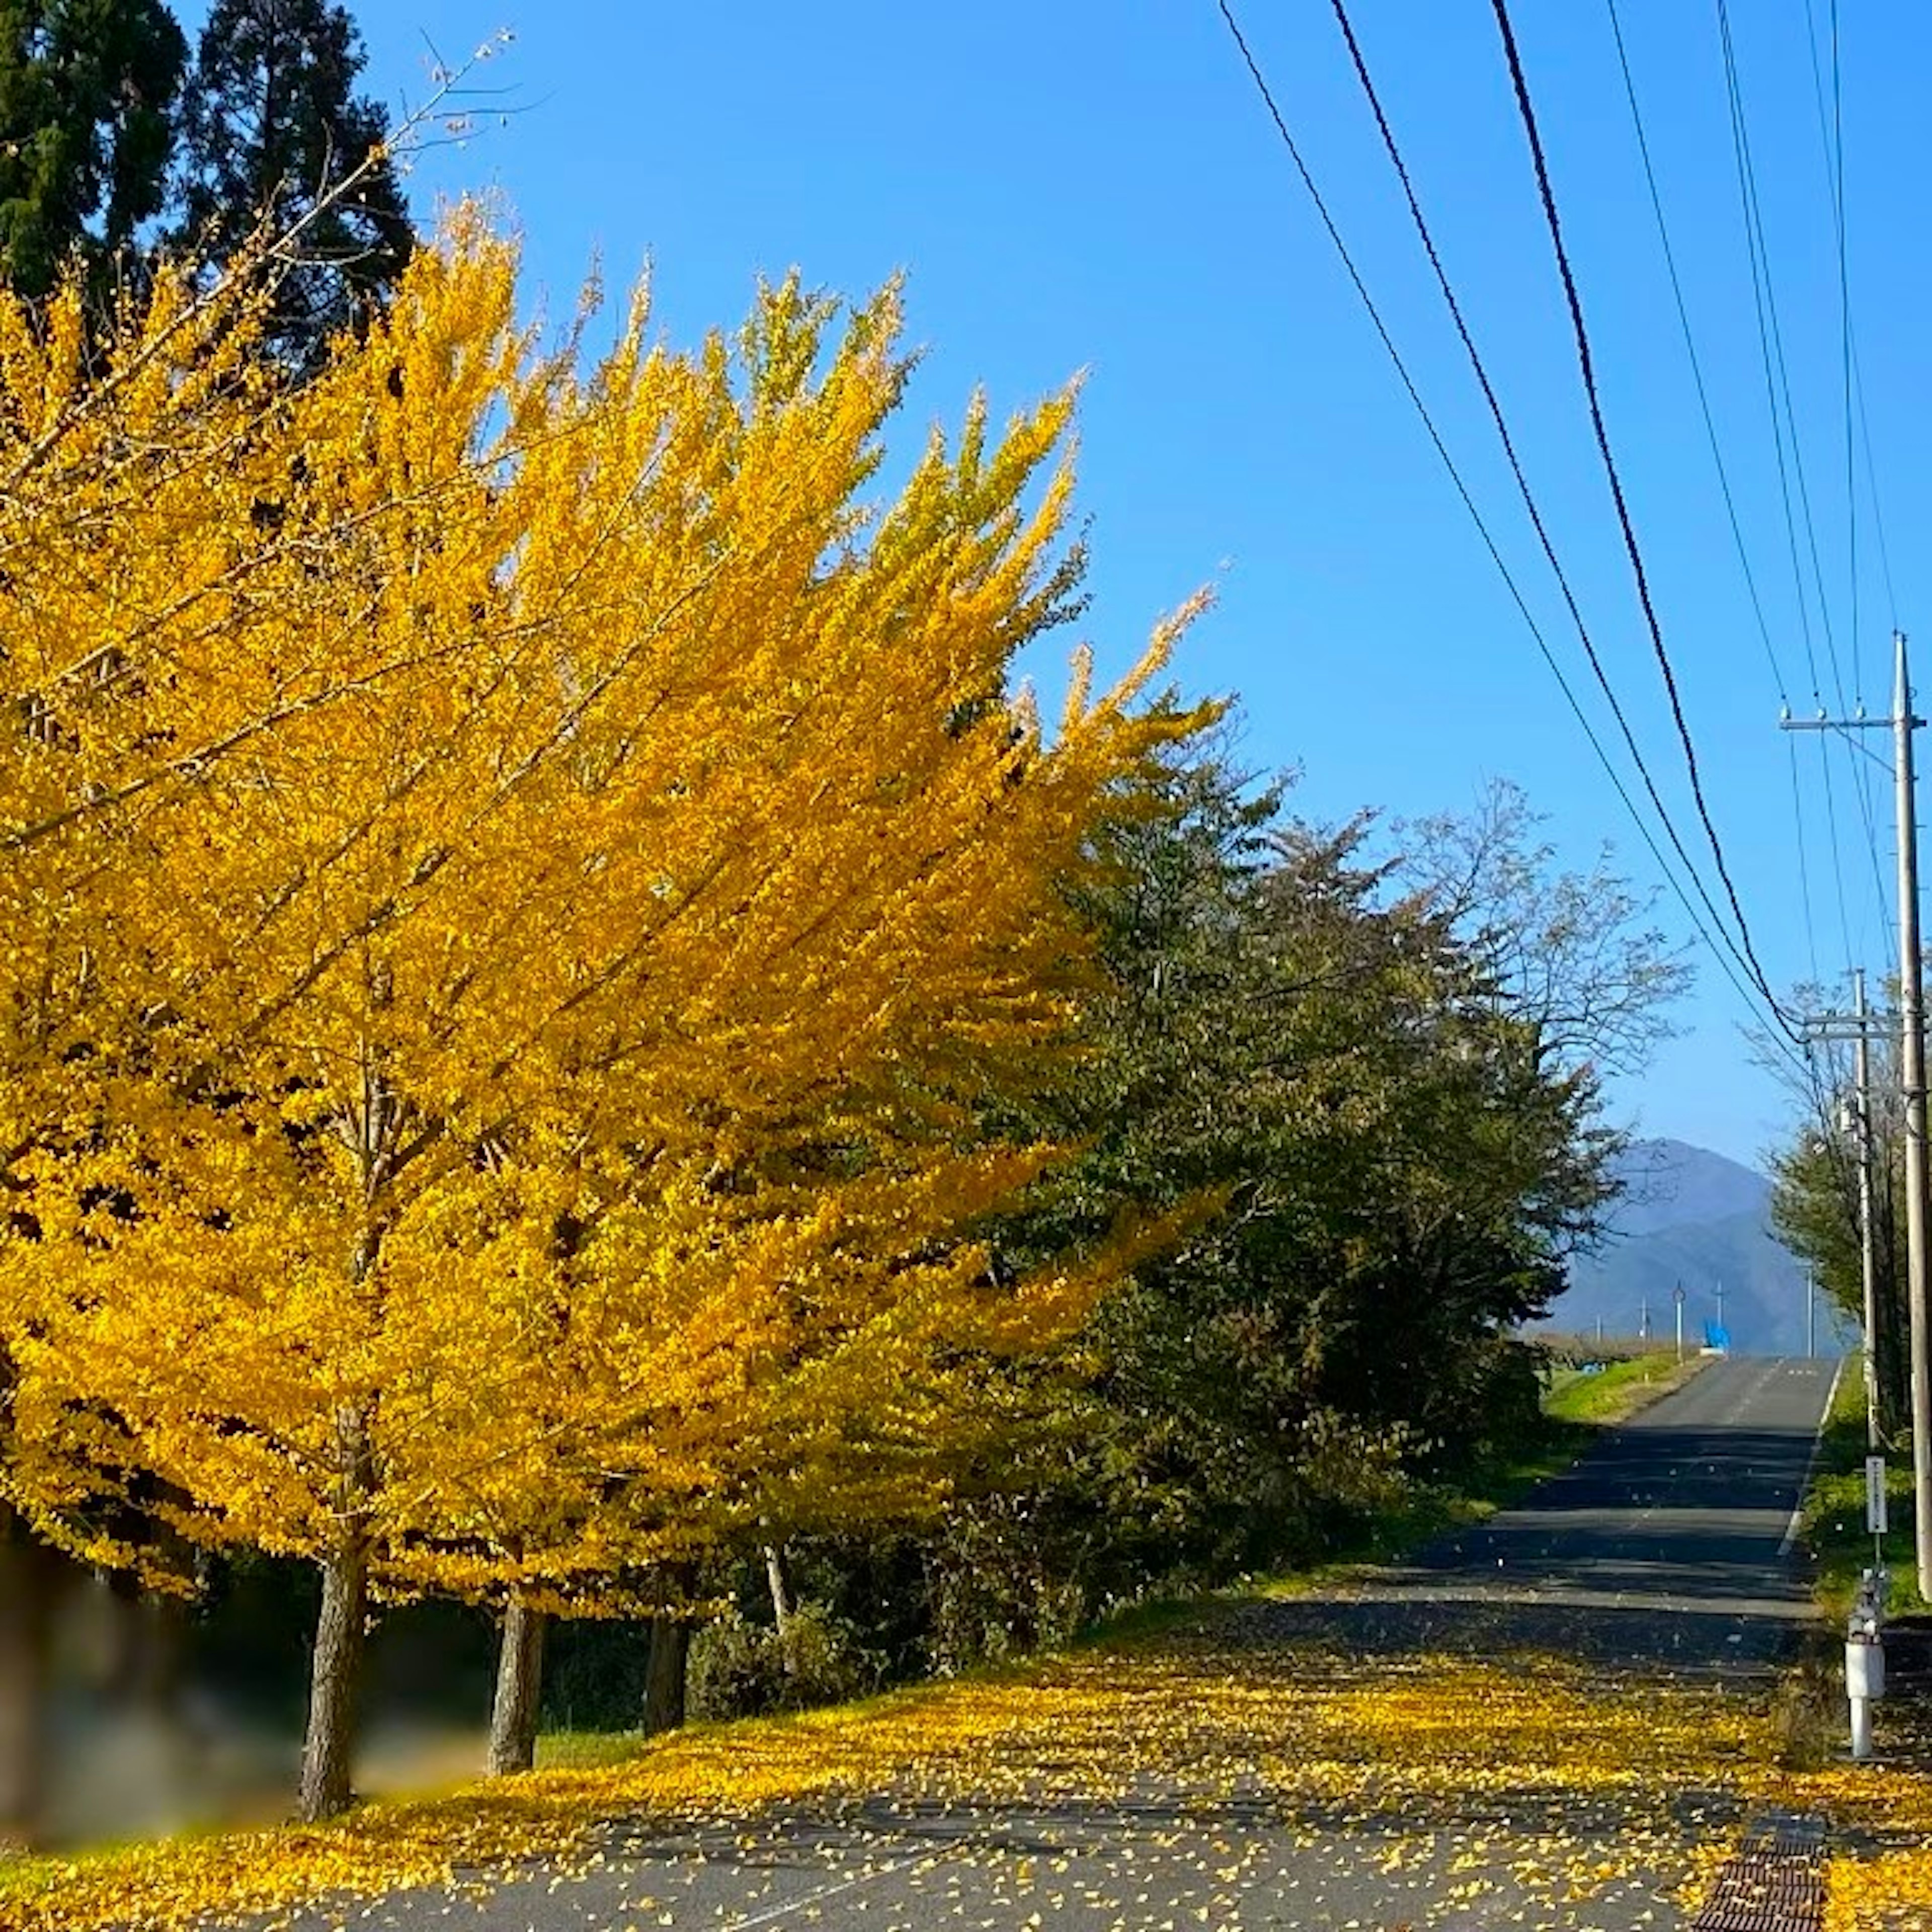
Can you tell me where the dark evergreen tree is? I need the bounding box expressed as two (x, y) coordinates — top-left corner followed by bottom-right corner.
(170, 0), (410, 372)
(0, 0), (187, 302)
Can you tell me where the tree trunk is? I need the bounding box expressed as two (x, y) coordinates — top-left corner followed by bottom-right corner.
(0, 1508), (52, 1848)
(763, 1544), (794, 1639)
(640, 1617), (690, 1735)
(297, 1537), (369, 1821)
(486, 1594), (547, 1777)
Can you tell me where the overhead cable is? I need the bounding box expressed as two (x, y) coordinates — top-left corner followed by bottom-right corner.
(1487, 0), (1802, 1037)
(1210, 0), (1811, 1072)
(1803, 0), (1898, 947)
(1719, 0), (1889, 964)
(1603, 0), (1782, 700)
(1604, 0), (1835, 996)
(1320, 0), (1789, 1030)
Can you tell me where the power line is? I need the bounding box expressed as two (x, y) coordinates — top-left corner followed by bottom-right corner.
(1603, 0), (1782, 698)
(1719, 0), (1890, 968)
(1788, 733), (1822, 989)
(1812, 0), (1890, 936)
(1712, 1), (1866, 982)
(1817, 728), (1862, 977)
(1318, 0), (1791, 1031)
(1801, 0), (1894, 638)
(1486, 0), (1799, 1035)
(1208, 0), (1810, 1071)
(1719, 16), (1824, 707)
(1816, 0), (1858, 689)
(1803, 0), (1898, 951)
(1850, 339), (1899, 631)
(1604, 0), (1832, 996)
(1719, 1), (1847, 719)
(1792, 0), (1899, 631)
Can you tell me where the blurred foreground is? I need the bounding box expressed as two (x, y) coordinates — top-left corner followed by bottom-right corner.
(1, 1542), (516, 1846)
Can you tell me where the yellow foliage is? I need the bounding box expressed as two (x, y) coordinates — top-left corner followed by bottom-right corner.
(0, 205), (1215, 1635)
(6, 1628), (1927, 1932)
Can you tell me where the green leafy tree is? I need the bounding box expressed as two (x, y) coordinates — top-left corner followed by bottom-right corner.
(915, 756), (1677, 1631)
(0, 0), (187, 301)
(170, 0), (410, 370)
(1768, 1042), (1907, 1436)
(1396, 779), (1691, 1078)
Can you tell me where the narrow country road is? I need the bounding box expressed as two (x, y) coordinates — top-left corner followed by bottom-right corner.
(291, 1357), (1840, 1932)
(1302, 1354), (1842, 1673)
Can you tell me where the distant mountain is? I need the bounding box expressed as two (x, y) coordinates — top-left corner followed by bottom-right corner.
(1543, 1137), (1848, 1357)
(1599, 1138), (1773, 1237)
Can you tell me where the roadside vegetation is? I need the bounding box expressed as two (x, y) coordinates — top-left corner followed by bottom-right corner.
(1239, 1342), (1710, 1591)
(1781, 1351), (1932, 1929)
(1799, 1353), (1927, 1622)
(1543, 1345), (1708, 1427)
(0, 1339), (1717, 1929)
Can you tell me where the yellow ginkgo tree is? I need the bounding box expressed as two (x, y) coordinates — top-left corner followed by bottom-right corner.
(0, 180), (566, 1839)
(0, 207), (1212, 1820)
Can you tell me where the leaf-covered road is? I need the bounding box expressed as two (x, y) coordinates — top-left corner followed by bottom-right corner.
(34, 1354), (1932, 1932)
(283, 1357), (1844, 1931)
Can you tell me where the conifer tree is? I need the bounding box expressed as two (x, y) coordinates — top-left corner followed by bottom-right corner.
(170, 0), (410, 370)
(0, 0), (186, 301)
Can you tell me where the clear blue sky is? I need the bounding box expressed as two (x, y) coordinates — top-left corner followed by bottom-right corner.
(328, 0), (1932, 1172)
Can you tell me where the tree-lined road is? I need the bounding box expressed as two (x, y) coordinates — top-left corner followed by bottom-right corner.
(295, 1356), (1841, 1931)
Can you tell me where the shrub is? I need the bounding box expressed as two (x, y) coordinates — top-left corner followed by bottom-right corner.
(688, 1603), (879, 1721)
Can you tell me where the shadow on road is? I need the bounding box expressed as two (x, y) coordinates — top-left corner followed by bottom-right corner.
(1214, 1591), (1802, 1677)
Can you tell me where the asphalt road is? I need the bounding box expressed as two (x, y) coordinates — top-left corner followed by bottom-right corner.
(295, 1356), (1841, 1932)
(1306, 1353), (1845, 1674)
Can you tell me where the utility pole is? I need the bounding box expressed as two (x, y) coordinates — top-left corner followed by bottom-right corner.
(1674, 1281), (1684, 1364)
(1854, 968), (1882, 1450)
(1715, 1278), (1726, 1342)
(1808, 1265), (1816, 1359)
(1894, 631), (1932, 1603)
(1805, 969), (1889, 1451)
(1785, 630), (1932, 1599)
(1640, 1289), (1651, 1344)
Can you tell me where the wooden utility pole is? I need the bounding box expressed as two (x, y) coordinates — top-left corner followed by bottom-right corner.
(1854, 968), (1882, 1450)
(1893, 631), (1932, 1601)
(1785, 630), (1932, 1595)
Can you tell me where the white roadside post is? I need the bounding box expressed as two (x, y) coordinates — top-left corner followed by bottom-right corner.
(1848, 1461), (1889, 1761)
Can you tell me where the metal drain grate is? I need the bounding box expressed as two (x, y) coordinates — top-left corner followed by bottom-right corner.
(1691, 1815), (1826, 1932)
